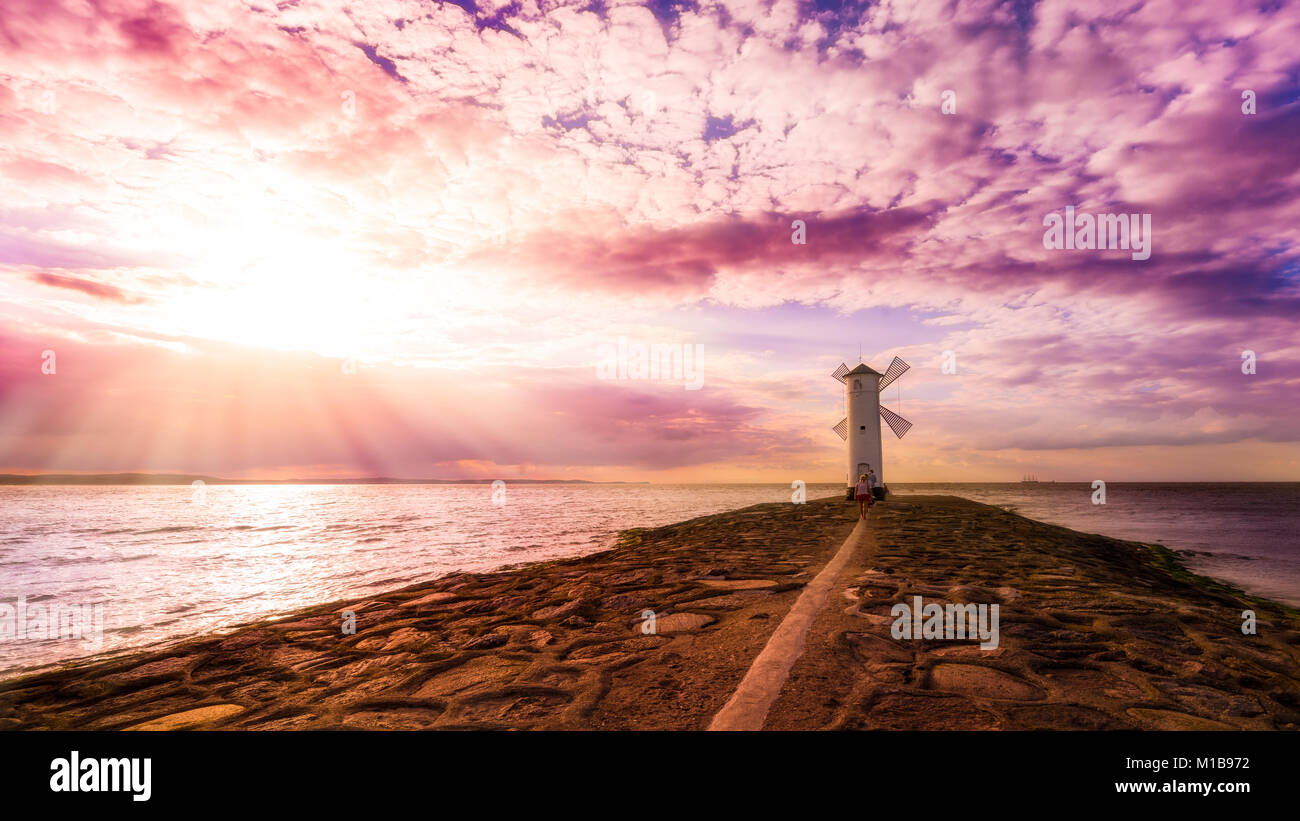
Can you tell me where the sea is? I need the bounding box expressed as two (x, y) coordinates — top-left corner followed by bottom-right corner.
(0, 482), (1295, 678)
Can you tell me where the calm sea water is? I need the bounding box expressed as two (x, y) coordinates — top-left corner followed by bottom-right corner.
(0, 482), (1295, 677)
(0, 483), (839, 677)
(894, 483), (1300, 610)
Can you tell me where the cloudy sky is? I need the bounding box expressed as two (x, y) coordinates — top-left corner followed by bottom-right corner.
(1, 0), (1297, 482)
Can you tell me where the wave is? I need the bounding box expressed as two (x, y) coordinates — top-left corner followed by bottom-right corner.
(37, 553), (157, 567)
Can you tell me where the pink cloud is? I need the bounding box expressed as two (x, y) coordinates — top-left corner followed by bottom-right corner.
(29, 272), (143, 303)
(0, 0), (1296, 479)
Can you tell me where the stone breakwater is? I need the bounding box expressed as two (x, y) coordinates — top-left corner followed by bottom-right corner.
(768, 496), (1300, 730)
(1, 495), (1297, 730)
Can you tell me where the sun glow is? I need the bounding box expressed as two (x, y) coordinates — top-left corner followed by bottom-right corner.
(158, 211), (400, 355)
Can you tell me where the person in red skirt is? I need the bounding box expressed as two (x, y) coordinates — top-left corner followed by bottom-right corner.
(855, 471), (873, 519)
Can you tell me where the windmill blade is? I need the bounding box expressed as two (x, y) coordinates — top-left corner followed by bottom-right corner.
(879, 405), (913, 439)
(831, 362), (850, 383)
(832, 417), (848, 441)
(877, 356), (911, 390)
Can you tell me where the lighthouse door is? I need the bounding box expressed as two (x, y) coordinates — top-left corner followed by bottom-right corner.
(856, 462), (869, 479)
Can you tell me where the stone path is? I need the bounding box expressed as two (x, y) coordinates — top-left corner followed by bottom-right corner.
(709, 517), (869, 730)
(765, 495), (1300, 730)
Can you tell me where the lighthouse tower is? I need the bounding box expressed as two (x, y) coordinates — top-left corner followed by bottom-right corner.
(830, 357), (914, 500)
(844, 364), (884, 495)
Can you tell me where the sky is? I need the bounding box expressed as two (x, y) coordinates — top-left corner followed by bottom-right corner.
(1, 0), (1298, 483)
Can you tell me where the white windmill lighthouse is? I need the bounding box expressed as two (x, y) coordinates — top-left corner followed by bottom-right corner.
(831, 357), (913, 500)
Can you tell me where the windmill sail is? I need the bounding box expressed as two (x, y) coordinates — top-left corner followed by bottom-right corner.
(831, 362), (850, 383)
(832, 417), (848, 440)
(879, 405), (913, 438)
(877, 356), (911, 390)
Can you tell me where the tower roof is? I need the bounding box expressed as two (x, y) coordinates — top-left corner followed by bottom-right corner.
(845, 363), (882, 376)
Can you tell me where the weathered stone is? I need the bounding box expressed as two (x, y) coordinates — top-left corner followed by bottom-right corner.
(532, 600), (585, 620)
(927, 663), (1045, 700)
(404, 592), (458, 608)
(126, 704), (245, 731)
(101, 656), (194, 683)
(652, 613), (715, 633)
(1126, 708), (1234, 731)
(463, 633), (508, 650)
(601, 592), (651, 611)
(697, 579), (777, 590)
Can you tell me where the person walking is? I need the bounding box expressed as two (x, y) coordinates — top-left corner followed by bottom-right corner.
(855, 472), (873, 519)
(867, 466), (884, 503)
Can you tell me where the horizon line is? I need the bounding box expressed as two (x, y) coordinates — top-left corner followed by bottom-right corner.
(0, 473), (1295, 486)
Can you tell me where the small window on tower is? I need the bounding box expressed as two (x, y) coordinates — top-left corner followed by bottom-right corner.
(859, 426), (866, 431)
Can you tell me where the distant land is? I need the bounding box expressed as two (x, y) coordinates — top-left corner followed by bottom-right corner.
(0, 473), (649, 486)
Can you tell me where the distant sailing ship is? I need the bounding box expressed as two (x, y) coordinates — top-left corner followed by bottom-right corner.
(1021, 474), (1040, 483)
